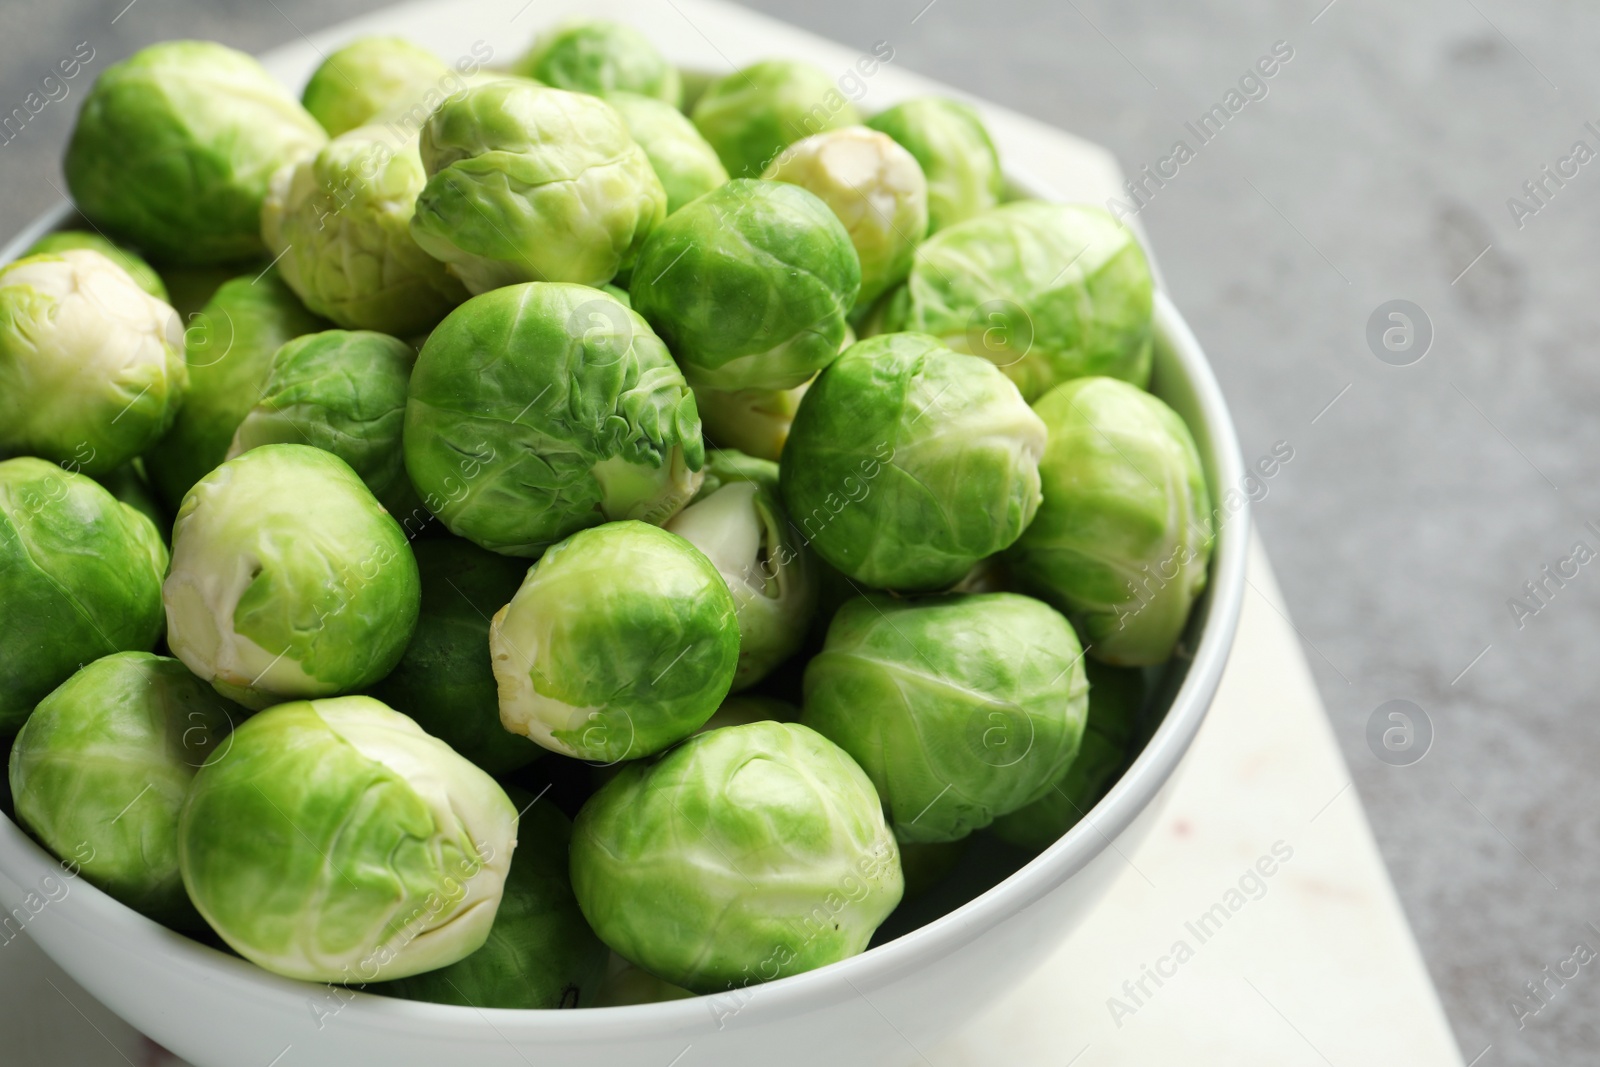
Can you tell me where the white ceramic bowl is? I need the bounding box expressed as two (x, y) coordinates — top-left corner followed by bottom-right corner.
(0, 4), (1248, 1064)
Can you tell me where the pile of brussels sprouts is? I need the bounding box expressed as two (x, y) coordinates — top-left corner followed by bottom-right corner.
(0, 18), (1214, 1008)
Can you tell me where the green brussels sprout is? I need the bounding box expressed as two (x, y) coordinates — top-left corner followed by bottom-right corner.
(0, 250), (186, 475)
(866, 98), (1002, 233)
(603, 91), (729, 213)
(179, 695), (517, 983)
(144, 272), (327, 508)
(699, 694), (799, 733)
(369, 538), (543, 775)
(24, 231), (168, 300)
(515, 19), (681, 105)
(301, 37), (451, 138)
(780, 333), (1045, 591)
(0, 459), (167, 734)
(691, 60), (861, 178)
(380, 794), (607, 1008)
(884, 201), (1155, 400)
(665, 451), (814, 691)
(9, 652), (237, 926)
(570, 721), (902, 993)
(409, 82), (666, 293)
(694, 378), (811, 461)
(404, 283), (704, 556)
(260, 127), (467, 336)
(64, 41), (327, 263)
(764, 127), (929, 309)
(94, 460), (169, 542)
(226, 330), (421, 518)
(989, 662), (1144, 851)
(163, 444), (420, 709)
(1006, 377), (1213, 666)
(631, 180), (860, 391)
(594, 954), (694, 1006)
(802, 593), (1088, 843)
(489, 521), (739, 763)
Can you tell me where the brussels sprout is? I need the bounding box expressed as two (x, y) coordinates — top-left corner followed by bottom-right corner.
(261, 127), (467, 336)
(94, 460), (169, 541)
(227, 330), (422, 518)
(866, 98), (1002, 233)
(665, 452), (814, 691)
(369, 538), (543, 775)
(9, 653), (237, 926)
(24, 231), (168, 300)
(409, 82), (666, 293)
(764, 127), (928, 309)
(489, 521), (738, 763)
(780, 333), (1045, 591)
(380, 793), (607, 1008)
(404, 283), (704, 556)
(699, 694), (799, 733)
(694, 378), (811, 461)
(0, 250), (186, 475)
(989, 662), (1144, 851)
(64, 41), (327, 263)
(179, 695), (517, 983)
(594, 955), (694, 1006)
(163, 444), (420, 709)
(515, 19), (681, 105)
(301, 37), (451, 138)
(691, 60), (860, 178)
(0, 459), (167, 733)
(570, 721), (901, 993)
(631, 180), (860, 391)
(884, 201), (1155, 400)
(603, 92), (729, 213)
(144, 272), (326, 508)
(802, 593), (1088, 843)
(1006, 377), (1213, 666)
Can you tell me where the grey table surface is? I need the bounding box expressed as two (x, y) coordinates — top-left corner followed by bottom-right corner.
(2, 0), (1593, 1063)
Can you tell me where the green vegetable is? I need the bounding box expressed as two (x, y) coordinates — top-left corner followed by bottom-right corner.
(0, 459), (167, 734)
(489, 521), (739, 763)
(884, 201), (1154, 400)
(0, 250), (186, 475)
(9, 652), (237, 926)
(143, 271), (326, 509)
(802, 593), (1088, 843)
(780, 333), (1045, 591)
(631, 180), (860, 391)
(570, 721), (902, 993)
(369, 538), (543, 776)
(1007, 377), (1213, 666)
(515, 19), (681, 105)
(24, 231), (168, 300)
(301, 37), (451, 138)
(764, 126), (928, 310)
(380, 793), (607, 1008)
(178, 695), (517, 982)
(989, 662), (1144, 850)
(603, 91), (728, 213)
(163, 444), (420, 709)
(410, 82), (666, 293)
(665, 451), (814, 691)
(227, 330), (422, 519)
(866, 98), (1002, 232)
(403, 282), (703, 556)
(261, 126), (467, 336)
(64, 41), (327, 263)
(691, 60), (860, 178)
(693, 378), (811, 462)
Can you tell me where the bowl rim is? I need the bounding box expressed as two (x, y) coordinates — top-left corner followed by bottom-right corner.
(0, 198), (1249, 1040)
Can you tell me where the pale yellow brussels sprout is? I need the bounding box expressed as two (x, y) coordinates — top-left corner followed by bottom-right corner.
(0, 250), (185, 475)
(764, 127), (929, 310)
(261, 127), (466, 336)
(693, 378), (811, 462)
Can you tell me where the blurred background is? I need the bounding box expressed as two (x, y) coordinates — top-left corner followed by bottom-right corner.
(3, 0), (1594, 1062)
